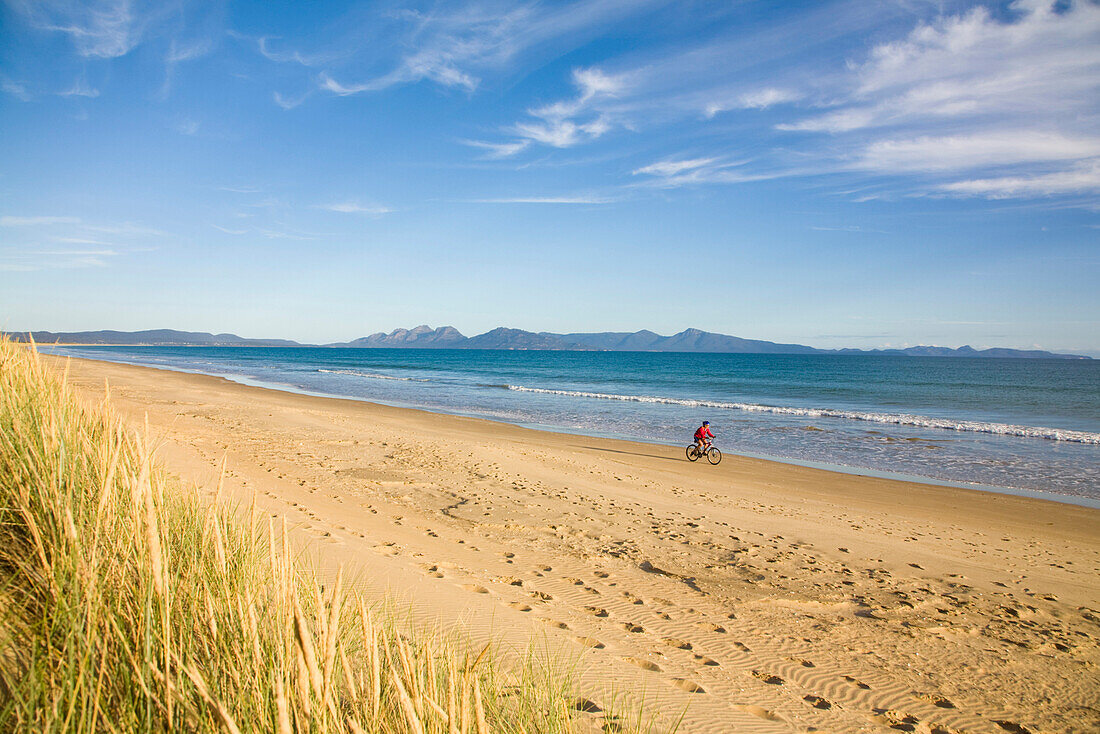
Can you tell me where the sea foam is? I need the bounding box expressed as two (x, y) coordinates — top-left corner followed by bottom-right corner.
(504, 385), (1100, 444)
(317, 368), (429, 382)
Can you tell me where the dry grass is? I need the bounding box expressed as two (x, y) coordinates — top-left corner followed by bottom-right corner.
(0, 337), (645, 732)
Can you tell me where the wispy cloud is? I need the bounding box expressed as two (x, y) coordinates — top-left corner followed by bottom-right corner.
(464, 195), (615, 204)
(1, 76), (30, 100)
(173, 117), (201, 136)
(0, 244), (118, 271)
(940, 161), (1100, 198)
(14, 0), (152, 58)
(632, 157), (718, 177)
(774, 1), (1100, 199)
(0, 215), (81, 226)
(855, 132), (1100, 173)
(705, 88), (801, 118)
(273, 91), (310, 110)
(459, 139), (532, 159)
(58, 78), (99, 97)
(630, 156), (786, 188)
(469, 66), (627, 156)
(272, 1), (667, 102)
(316, 201), (393, 215)
(211, 224), (248, 235)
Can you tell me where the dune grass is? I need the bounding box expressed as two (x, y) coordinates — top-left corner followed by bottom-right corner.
(0, 337), (618, 733)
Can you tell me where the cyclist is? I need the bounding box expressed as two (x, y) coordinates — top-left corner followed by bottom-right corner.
(693, 421), (714, 453)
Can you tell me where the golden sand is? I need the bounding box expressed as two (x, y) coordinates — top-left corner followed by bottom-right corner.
(51, 355), (1100, 733)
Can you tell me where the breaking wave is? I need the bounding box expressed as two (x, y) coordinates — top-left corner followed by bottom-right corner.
(503, 385), (1100, 444)
(317, 368), (429, 382)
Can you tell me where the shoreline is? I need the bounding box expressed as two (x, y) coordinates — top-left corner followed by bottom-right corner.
(41, 347), (1100, 509)
(46, 354), (1100, 733)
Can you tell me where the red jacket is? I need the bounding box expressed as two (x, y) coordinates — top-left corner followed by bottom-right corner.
(694, 425), (713, 440)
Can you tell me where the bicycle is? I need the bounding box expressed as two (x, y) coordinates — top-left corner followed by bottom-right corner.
(686, 442), (722, 465)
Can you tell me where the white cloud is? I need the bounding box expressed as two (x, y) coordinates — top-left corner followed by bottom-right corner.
(317, 202), (393, 215)
(0, 245), (117, 271)
(753, 1), (1100, 200)
(2, 77), (31, 100)
(632, 157), (717, 177)
(481, 66), (626, 154)
(174, 118), (200, 136)
(856, 132), (1100, 172)
(167, 37), (214, 64)
(0, 216), (81, 226)
(257, 37), (325, 67)
(17, 0), (148, 58)
(706, 88), (801, 117)
(211, 224), (248, 235)
(466, 195), (613, 204)
(318, 72), (383, 96)
(941, 162), (1100, 198)
(788, 2), (1100, 135)
(273, 91), (309, 110)
(310, 1), (661, 101)
(59, 78), (99, 97)
(460, 139), (532, 159)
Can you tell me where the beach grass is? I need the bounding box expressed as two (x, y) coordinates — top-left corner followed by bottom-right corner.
(0, 336), (621, 733)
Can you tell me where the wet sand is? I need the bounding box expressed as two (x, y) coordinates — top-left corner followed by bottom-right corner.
(52, 355), (1100, 733)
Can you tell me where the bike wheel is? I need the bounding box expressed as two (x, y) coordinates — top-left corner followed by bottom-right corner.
(706, 447), (722, 465)
(686, 445), (700, 461)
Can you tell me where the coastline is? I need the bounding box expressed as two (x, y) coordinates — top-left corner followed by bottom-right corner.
(48, 354), (1100, 733)
(37, 346), (1100, 507)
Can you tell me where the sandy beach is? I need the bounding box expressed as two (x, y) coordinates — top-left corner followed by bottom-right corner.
(50, 355), (1099, 733)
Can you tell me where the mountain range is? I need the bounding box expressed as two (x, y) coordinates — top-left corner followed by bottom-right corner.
(10, 326), (1089, 359)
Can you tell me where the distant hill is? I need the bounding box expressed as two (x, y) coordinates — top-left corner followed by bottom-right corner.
(7, 327), (1090, 358)
(465, 327), (585, 350)
(9, 329), (301, 347)
(547, 328), (819, 354)
(333, 325), (466, 348)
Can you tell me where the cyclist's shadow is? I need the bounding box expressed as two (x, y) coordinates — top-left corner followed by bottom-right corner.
(579, 445), (684, 463)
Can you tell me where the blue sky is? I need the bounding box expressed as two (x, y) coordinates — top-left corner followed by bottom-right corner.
(1, 0), (1098, 353)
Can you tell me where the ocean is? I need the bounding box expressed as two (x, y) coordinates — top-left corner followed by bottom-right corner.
(40, 346), (1099, 505)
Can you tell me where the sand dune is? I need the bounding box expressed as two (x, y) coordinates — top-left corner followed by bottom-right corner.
(53, 356), (1100, 733)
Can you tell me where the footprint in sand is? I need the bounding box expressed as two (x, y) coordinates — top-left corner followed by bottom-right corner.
(669, 678), (705, 693)
(621, 623), (645, 633)
(573, 636), (605, 649)
(662, 637), (692, 650)
(918, 693), (956, 709)
(460, 584), (489, 594)
(570, 698), (602, 713)
(751, 670), (784, 685)
(736, 705), (784, 722)
(508, 602), (533, 612)
(529, 590), (553, 601)
(732, 641), (752, 652)
(539, 618), (570, 630)
(803, 695), (833, 710)
(623, 657), (662, 672)
(874, 710), (920, 731)
(584, 606), (609, 617)
(693, 654), (719, 666)
(843, 675), (871, 690)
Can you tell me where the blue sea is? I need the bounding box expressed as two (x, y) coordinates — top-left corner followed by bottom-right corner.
(41, 346), (1100, 505)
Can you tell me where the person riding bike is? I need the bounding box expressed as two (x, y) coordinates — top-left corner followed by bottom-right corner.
(693, 421), (714, 452)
